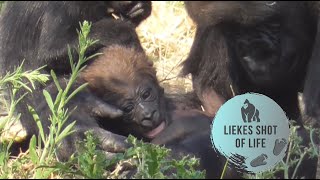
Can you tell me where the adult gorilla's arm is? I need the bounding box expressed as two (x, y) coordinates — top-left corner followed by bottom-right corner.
(184, 1), (277, 27)
(303, 15), (320, 122)
(180, 24), (236, 102)
(0, 1), (151, 74)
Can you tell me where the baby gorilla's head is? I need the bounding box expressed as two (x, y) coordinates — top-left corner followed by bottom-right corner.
(80, 45), (167, 140)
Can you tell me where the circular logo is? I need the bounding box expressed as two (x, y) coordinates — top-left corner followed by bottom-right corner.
(211, 93), (290, 174)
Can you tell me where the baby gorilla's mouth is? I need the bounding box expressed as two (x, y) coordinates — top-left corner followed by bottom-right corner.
(145, 121), (166, 139)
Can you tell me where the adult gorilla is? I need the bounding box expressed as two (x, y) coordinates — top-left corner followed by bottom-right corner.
(181, 1), (319, 127)
(0, 1), (152, 157)
(180, 1), (320, 178)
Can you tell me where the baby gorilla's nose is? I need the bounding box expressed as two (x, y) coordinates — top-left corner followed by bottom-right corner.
(142, 109), (156, 119)
(141, 110), (157, 128)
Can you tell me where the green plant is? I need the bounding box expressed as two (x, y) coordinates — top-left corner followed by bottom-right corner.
(0, 20), (103, 179)
(26, 20), (101, 179)
(0, 1), (5, 12)
(0, 60), (49, 178)
(245, 123), (318, 179)
(124, 135), (206, 179)
(0, 62), (49, 131)
(76, 130), (111, 179)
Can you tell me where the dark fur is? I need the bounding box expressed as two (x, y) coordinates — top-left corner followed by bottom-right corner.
(76, 45), (239, 179)
(304, 3), (320, 123)
(182, 1), (317, 122)
(181, 1), (319, 178)
(0, 1), (152, 157)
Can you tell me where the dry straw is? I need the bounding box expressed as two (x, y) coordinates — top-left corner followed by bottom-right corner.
(136, 1), (196, 94)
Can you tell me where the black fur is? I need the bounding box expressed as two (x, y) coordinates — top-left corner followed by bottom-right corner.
(181, 1), (317, 124)
(181, 1), (320, 178)
(0, 1), (152, 156)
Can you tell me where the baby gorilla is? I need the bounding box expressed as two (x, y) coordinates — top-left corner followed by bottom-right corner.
(80, 45), (167, 140)
(79, 45), (239, 179)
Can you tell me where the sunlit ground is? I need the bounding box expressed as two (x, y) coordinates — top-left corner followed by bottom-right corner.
(136, 1), (196, 94)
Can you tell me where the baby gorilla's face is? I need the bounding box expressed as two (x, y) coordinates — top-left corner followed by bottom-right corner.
(114, 77), (168, 140)
(80, 45), (166, 140)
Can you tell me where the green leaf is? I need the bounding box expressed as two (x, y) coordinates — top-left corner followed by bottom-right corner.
(68, 45), (74, 72)
(86, 52), (103, 61)
(16, 80), (32, 92)
(15, 92), (28, 105)
(48, 125), (55, 145)
(43, 90), (54, 113)
(65, 83), (88, 104)
(54, 89), (63, 109)
(51, 70), (61, 91)
(55, 121), (76, 143)
(24, 76), (36, 90)
(29, 135), (39, 164)
(28, 105), (45, 143)
(78, 66), (87, 73)
(35, 168), (55, 179)
(37, 133), (42, 149)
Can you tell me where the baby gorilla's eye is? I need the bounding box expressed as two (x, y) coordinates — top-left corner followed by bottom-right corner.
(142, 89), (151, 100)
(123, 104), (134, 113)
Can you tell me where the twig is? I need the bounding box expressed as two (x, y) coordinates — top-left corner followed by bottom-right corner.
(200, 105), (205, 112)
(220, 160), (228, 179)
(160, 58), (184, 82)
(284, 129), (295, 179)
(230, 84), (235, 97)
(0, 112), (8, 116)
(291, 148), (308, 179)
(220, 84), (235, 179)
(159, 76), (179, 83)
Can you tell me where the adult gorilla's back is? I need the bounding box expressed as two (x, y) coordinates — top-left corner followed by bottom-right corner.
(0, 1), (151, 74)
(0, 1), (152, 158)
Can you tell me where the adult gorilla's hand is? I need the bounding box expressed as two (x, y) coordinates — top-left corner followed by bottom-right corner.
(108, 1), (152, 26)
(82, 93), (130, 151)
(89, 98), (131, 153)
(56, 91), (129, 161)
(90, 97), (124, 119)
